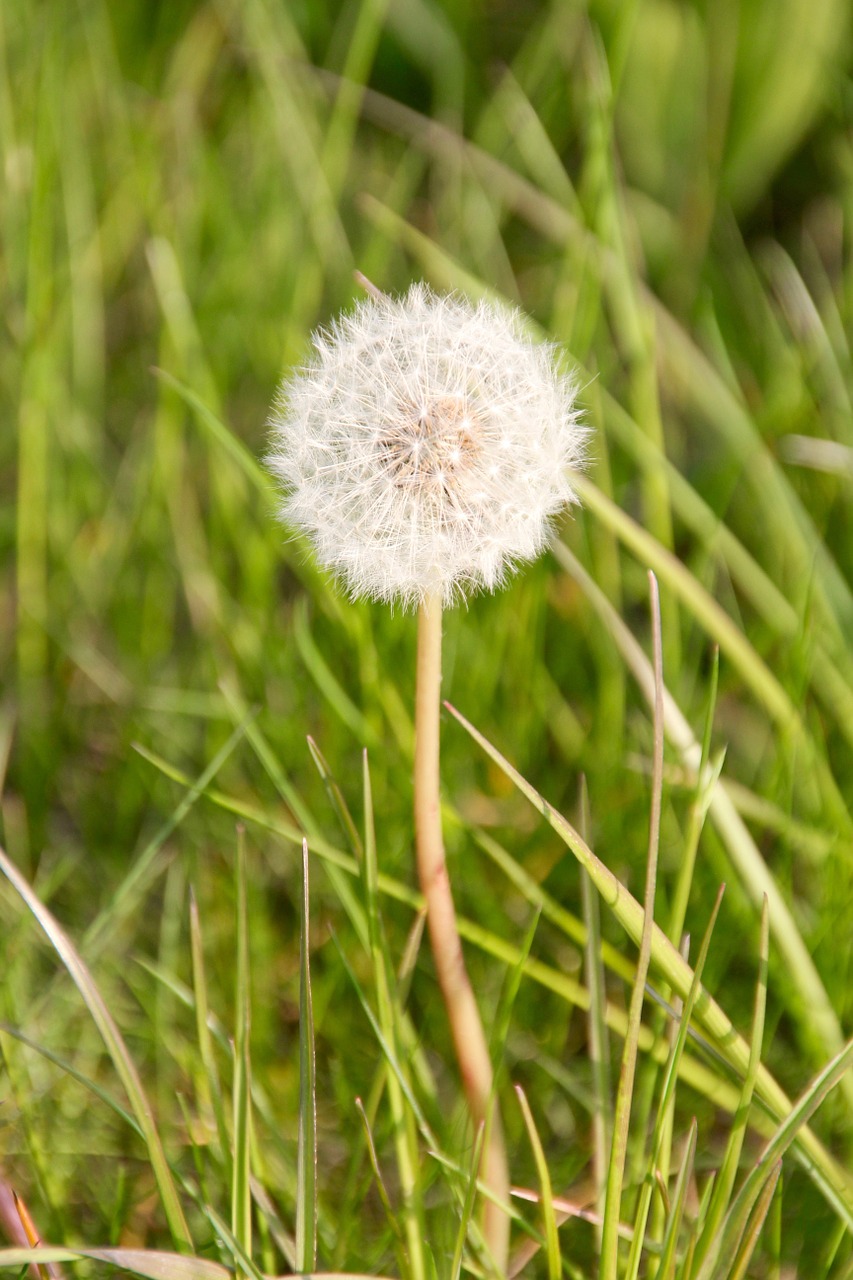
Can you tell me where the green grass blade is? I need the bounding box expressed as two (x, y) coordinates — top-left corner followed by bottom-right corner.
(196, 1203), (266, 1280)
(707, 1038), (853, 1279)
(232, 827), (253, 1277)
(296, 839), (318, 1273)
(515, 1084), (560, 1280)
(597, 383), (853, 733)
(692, 898), (769, 1278)
(189, 890), (231, 1172)
(294, 601), (378, 748)
(668, 646), (720, 949)
(601, 573), (664, 1280)
(331, 932), (439, 1151)
(657, 1118), (697, 1280)
(571, 473), (853, 793)
(725, 1162), (782, 1280)
(308, 735), (364, 859)
(0, 1022), (140, 1137)
(580, 774), (611, 1246)
(354, 1096), (408, 1256)
(475, 827), (634, 981)
(361, 749), (425, 1280)
(625, 886), (725, 1280)
(0, 844), (192, 1249)
(150, 366), (272, 495)
(449, 1120), (485, 1280)
(80, 717), (253, 958)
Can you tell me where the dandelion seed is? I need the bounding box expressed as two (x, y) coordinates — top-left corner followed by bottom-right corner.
(266, 282), (588, 608)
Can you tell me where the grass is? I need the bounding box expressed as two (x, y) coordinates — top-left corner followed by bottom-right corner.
(2, 0), (853, 1275)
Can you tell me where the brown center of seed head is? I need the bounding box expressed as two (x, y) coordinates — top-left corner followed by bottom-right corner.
(380, 396), (483, 495)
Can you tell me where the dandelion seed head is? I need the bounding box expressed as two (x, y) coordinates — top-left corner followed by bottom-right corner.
(266, 282), (589, 609)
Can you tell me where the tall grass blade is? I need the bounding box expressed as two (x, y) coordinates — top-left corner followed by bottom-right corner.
(668, 646), (720, 949)
(0, 844), (192, 1249)
(571, 473), (853, 795)
(150, 368), (271, 494)
(354, 1096), (407, 1256)
(601, 573), (664, 1280)
(625, 885), (725, 1280)
(189, 891), (230, 1171)
(580, 777), (611, 1240)
(515, 1084), (560, 1280)
(296, 839), (318, 1273)
(308, 735), (364, 858)
(692, 898), (769, 1277)
(725, 1161), (782, 1280)
(360, 750), (425, 1280)
(450, 1122), (486, 1280)
(700, 1037), (853, 1280)
(232, 827), (253, 1277)
(656, 1117), (697, 1280)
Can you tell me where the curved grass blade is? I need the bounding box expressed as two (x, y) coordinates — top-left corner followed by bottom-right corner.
(0, 724), (254, 1054)
(515, 1085), (560, 1280)
(86, 717), (251, 958)
(196, 1203), (265, 1280)
(307, 736), (363, 859)
(0, 844), (192, 1249)
(0, 1252), (400, 1280)
(598, 386), (853, 736)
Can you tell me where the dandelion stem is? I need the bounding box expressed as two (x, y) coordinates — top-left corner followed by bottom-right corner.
(414, 592), (510, 1271)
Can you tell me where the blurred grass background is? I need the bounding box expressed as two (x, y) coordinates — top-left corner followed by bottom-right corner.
(2, 0), (853, 1273)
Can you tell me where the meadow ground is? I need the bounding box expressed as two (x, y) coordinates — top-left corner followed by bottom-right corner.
(2, 1), (853, 1276)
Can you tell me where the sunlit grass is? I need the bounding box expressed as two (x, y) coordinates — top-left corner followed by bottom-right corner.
(2, 0), (853, 1275)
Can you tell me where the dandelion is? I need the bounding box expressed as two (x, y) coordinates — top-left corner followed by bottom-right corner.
(268, 280), (587, 1271)
(267, 282), (587, 609)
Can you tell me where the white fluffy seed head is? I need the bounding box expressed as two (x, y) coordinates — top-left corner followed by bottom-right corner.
(266, 282), (589, 609)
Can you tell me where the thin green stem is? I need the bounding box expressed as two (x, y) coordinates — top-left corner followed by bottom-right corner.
(415, 593), (509, 1271)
